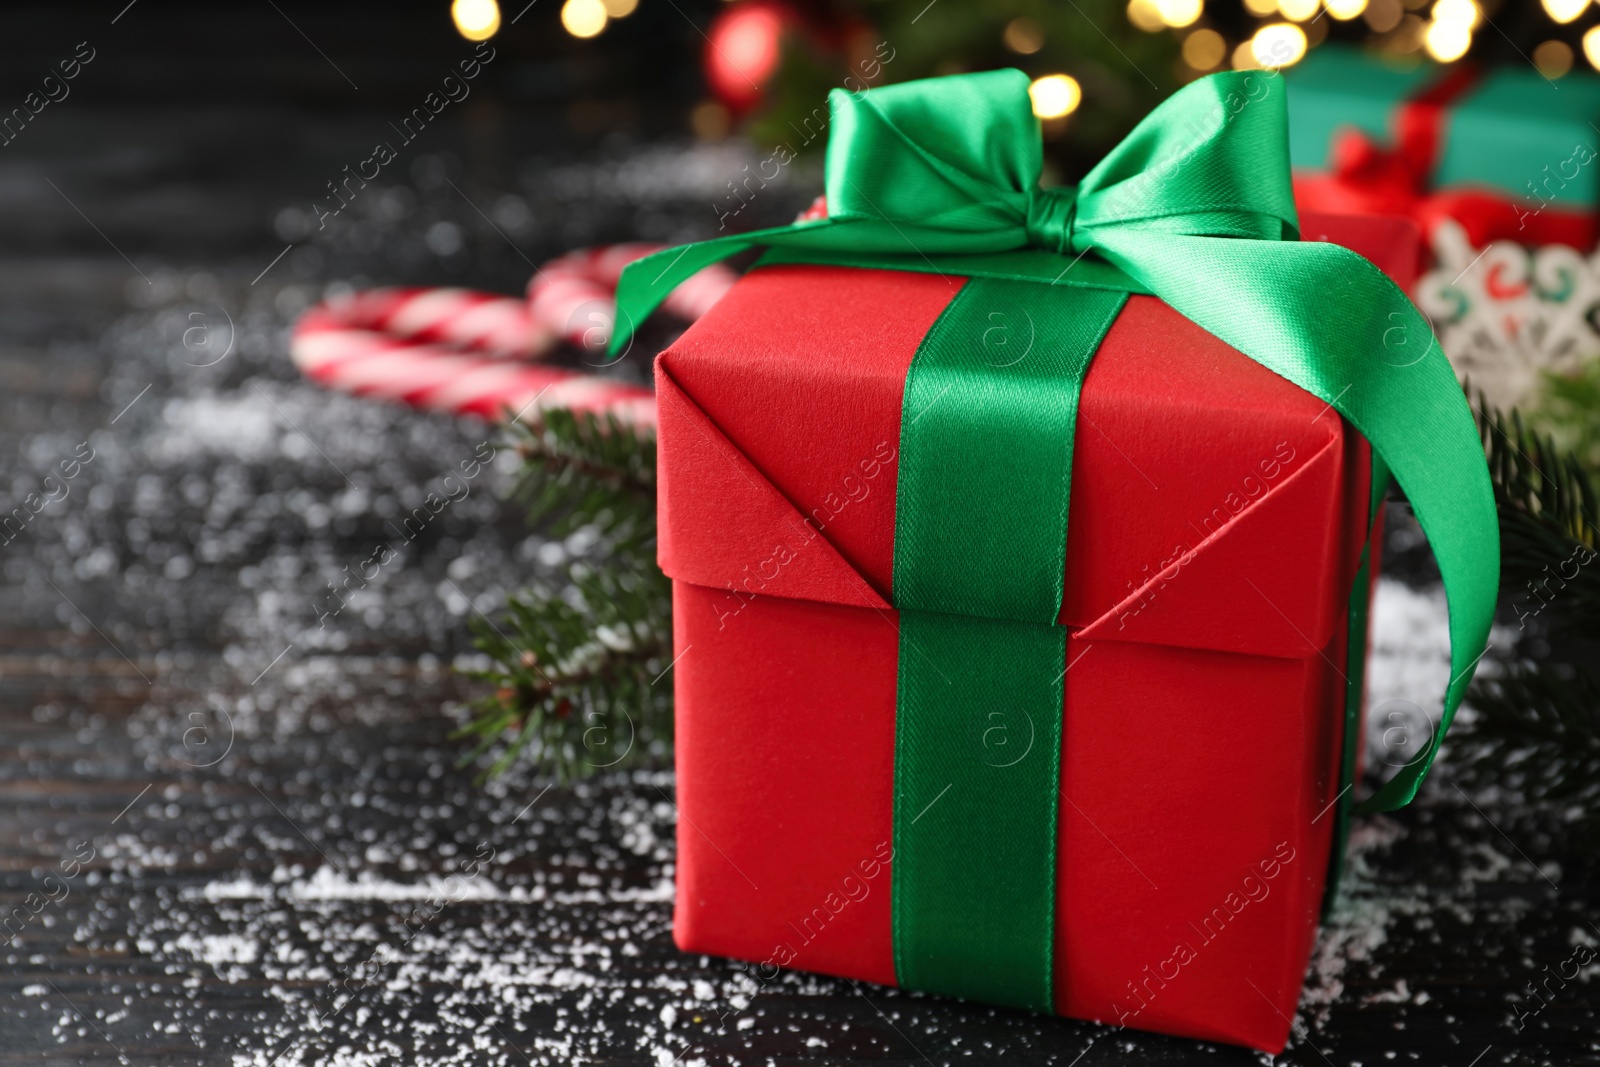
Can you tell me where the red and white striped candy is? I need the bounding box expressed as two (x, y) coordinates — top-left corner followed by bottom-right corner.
(292, 305), (655, 424)
(529, 243), (735, 354)
(290, 244), (736, 429)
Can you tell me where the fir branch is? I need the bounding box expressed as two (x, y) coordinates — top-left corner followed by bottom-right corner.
(1459, 392), (1600, 838)
(457, 408), (670, 781)
(1458, 662), (1600, 810)
(507, 407), (657, 555)
(1474, 391), (1600, 638)
(1535, 361), (1600, 475)
(458, 563), (672, 781)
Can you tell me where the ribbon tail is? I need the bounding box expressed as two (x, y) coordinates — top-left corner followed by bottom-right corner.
(1094, 229), (1499, 812)
(609, 213), (1041, 359)
(611, 220), (851, 359)
(608, 234), (767, 359)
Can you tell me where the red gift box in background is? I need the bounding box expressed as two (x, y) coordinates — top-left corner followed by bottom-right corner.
(1286, 47), (1600, 255)
(655, 214), (1416, 1051)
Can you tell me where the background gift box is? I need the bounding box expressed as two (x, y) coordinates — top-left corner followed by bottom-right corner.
(1286, 44), (1600, 253)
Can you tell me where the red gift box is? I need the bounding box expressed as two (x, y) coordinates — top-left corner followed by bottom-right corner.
(656, 214), (1416, 1052)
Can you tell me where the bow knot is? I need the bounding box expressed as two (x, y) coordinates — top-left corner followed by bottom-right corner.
(1024, 186), (1078, 255)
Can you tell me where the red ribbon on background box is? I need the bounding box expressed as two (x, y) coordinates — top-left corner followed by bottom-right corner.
(1292, 64), (1597, 251)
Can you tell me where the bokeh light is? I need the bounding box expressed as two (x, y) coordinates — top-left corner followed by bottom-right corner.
(1003, 16), (1045, 54)
(1365, 0), (1404, 31)
(561, 0), (608, 38)
(1155, 0), (1204, 28)
(704, 1), (786, 110)
(690, 100), (730, 140)
(1183, 28), (1227, 69)
(1423, 17), (1472, 61)
(1534, 39), (1575, 76)
(1029, 74), (1082, 119)
(1251, 23), (1308, 68)
(451, 0), (501, 41)
(1432, 0), (1480, 28)
(1541, 0), (1587, 24)
(1325, 0), (1368, 18)
(1127, 0), (1167, 31)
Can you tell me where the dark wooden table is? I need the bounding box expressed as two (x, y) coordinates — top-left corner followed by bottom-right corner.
(1, 8), (1597, 1064)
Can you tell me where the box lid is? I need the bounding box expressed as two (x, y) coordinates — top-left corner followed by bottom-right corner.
(655, 214), (1409, 660)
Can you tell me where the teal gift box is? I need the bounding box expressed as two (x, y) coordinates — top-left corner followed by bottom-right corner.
(1286, 45), (1600, 250)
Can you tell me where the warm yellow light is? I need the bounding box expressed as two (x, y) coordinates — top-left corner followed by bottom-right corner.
(1244, 0), (1278, 12)
(1155, 0), (1203, 27)
(1432, 0), (1479, 27)
(1541, 0), (1587, 23)
(1534, 39), (1575, 76)
(1423, 18), (1472, 60)
(1003, 16), (1045, 54)
(1127, 0), (1166, 32)
(1029, 74), (1082, 119)
(1278, 0), (1319, 20)
(1251, 23), (1308, 67)
(1232, 40), (1261, 69)
(1325, 0), (1368, 18)
(602, 0), (638, 16)
(1586, 25), (1600, 70)
(452, 0), (501, 40)
(1183, 27), (1227, 69)
(561, 0), (608, 36)
(1365, 0), (1403, 31)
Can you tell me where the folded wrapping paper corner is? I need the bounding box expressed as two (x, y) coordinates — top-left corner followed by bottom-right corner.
(655, 358), (893, 612)
(621, 65), (1497, 815)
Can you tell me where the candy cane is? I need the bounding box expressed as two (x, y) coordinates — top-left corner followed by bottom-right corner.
(290, 245), (737, 428)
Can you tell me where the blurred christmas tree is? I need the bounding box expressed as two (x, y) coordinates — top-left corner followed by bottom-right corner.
(746, 0), (1183, 178)
(714, 0), (1600, 189)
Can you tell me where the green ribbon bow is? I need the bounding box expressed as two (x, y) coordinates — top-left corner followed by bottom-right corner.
(615, 67), (1497, 816)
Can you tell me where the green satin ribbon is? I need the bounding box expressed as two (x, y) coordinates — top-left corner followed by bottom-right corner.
(891, 279), (1126, 1010)
(617, 68), (1498, 1006)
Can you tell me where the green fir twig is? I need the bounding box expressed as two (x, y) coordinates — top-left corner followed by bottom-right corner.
(1473, 390), (1600, 637)
(508, 407), (657, 555)
(1535, 361), (1600, 475)
(1458, 393), (1600, 835)
(455, 408), (671, 781)
(1457, 663), (1600, 813)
